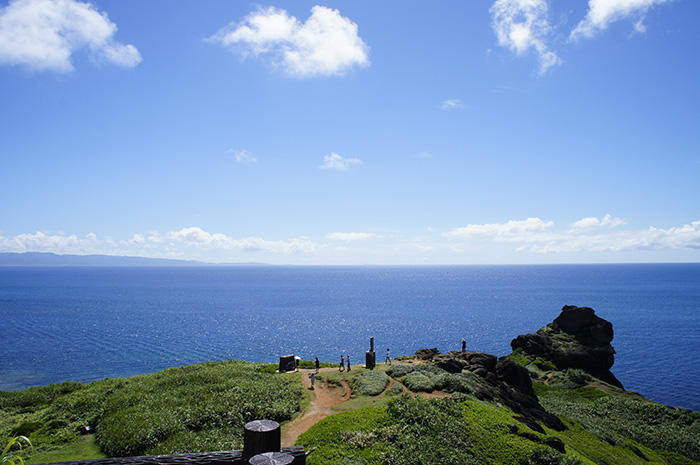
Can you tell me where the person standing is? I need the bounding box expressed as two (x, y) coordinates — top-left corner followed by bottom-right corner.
(315, 357), (320, 373)
(462, 338), (466, 352)
(339, 355), (345, 372)
(346, 354), (351, 371)
(309, 372), (316, 390)
(385, 348), (391, 365)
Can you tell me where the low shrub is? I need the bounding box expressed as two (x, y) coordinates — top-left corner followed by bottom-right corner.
(385, 383), (404, 396)
(385, 365), (415, 378)
(350, 372), (390, 397)
(400, 371), (447, 393)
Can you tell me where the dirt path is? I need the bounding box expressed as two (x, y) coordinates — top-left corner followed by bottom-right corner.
(281, 369), (352, 447)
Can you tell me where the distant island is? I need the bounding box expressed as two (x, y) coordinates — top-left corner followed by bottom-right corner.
(0, 252), (265, 267)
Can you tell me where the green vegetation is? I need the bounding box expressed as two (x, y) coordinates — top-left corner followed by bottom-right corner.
(299, 390), (699, 465)
(299, 395), (575, 465)
(536, 383), (700, 462)
(350, 371), (389, 396)
(3, 354), (698, 465)
(386, 364), (484, 395)
(0, 361), (301, 462)
(296, 357), (698, 465)
(2, 436), (31, 465)
(508, 347), (557, 372)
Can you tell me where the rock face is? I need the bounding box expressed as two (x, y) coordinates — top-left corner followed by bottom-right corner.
(511, 305), (623, 388)
(412, 348), (566, 432)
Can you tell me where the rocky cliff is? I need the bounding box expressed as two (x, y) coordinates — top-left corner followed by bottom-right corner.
(510, 305), (623, 388)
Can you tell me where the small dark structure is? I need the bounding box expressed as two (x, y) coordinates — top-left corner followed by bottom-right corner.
(278, 355), (295, 373)
(365, 337), (376, 370)
(248, 452), (294, 465)
(243, 420), (280, 459)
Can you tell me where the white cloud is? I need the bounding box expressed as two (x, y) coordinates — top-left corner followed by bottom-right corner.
(440, 99), (464, 110)
(209, 5), (369, 78)
(570, 214), (626, 231)
(445, 217), (554, 238)
(490, 0), (561, 74)
(527, 221), (700, 253)
(0, 0), (141, 72)
(0, 231), (100, 253)
(319, 153), (361, 171)
(571, 0), (670, 40)
(443, 217), (700, 255)
(149, 227), (317, 254)
(228, 149), (257, 165)
(326, 232), (375, 241)
(0, 227), (318, 257)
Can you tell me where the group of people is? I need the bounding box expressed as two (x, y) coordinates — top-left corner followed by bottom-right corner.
(308, 340), (465, 390)
(338, 347), (392, 371)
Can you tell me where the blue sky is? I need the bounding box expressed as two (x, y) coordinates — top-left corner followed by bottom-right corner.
(0, 0), (698, 264)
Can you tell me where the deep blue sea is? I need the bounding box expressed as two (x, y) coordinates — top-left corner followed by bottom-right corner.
(0, 264), (698, 411)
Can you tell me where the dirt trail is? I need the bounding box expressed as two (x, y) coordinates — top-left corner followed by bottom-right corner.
(281, 369), (352, 447)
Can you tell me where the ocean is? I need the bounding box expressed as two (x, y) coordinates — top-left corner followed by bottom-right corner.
(0, 264), (698, 411)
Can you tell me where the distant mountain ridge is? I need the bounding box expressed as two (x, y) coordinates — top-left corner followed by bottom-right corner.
(0, 252), (263, 267)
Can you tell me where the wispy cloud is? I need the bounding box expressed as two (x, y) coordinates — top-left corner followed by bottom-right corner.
(228, 149), (257, 165)
(0, 0), (141, 72)
(444, 218), (554, 238)
(319, 153), (361, 171)
(326, 232), (376, 241)
(443, 217), (700, 254)
(490, 0), (561, 74)
(0, 227), (318, 257)
(440, 99), (464, 110)
(571, 0), (670, 40)
(209, 5), (369, 78)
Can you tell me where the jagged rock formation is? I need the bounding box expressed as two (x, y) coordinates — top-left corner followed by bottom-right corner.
(412, 349), (567, 432)
(511, 305), (623, 388)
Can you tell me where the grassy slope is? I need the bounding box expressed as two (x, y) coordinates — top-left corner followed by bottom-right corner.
(3, 357), (698, 465)
(297, 361), (699, 465)
(0, 361), (302, 463)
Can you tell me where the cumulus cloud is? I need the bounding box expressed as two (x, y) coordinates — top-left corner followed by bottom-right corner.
(0, 0), (141, 72)
(570, 214), (626, 231)
(209, 5), (369, 78)
(319, 153), (361, 171)
(326, 232), (375, 241)
(0, 231), (101, 253)
(147, 227), (316, 254)
(440, 99), (464, 110)
(490, 0), (561, 74)
(571, 0), (670, 40)
(445, 218), (554, 238)
(228, 149), (257, 165)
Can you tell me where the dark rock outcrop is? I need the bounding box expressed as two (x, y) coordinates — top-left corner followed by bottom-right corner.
(410, 348), (567, 432)
(544, 437), (566, 453)
(511, 305), (623, 388)
(413, 347), (439, 360)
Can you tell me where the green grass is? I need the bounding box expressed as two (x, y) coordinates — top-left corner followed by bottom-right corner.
(350, 371), (390, 397)
(25, 436), (105, 464)
(298, 407), (390, 465)
(1, 361), (302, 462)
(298, 395), (578, 465)
(536, 384), (700, 462)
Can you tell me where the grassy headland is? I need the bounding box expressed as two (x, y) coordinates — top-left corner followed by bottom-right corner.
(0, 361), (301, 463)
(2, 307), (698, 465)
